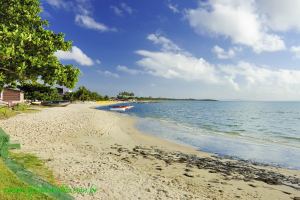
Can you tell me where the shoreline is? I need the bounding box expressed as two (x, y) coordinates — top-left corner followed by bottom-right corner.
(0, 103), (299, 199)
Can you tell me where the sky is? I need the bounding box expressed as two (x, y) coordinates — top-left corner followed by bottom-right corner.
(41, 0), (300, 100)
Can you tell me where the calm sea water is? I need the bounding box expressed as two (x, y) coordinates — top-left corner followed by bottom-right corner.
(99, 101), (300, 169)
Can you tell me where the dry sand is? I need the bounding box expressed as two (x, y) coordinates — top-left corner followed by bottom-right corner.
(0, 103), (299, 200)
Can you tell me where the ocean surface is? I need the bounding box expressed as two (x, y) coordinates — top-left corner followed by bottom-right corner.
(99, 101), (300, 169)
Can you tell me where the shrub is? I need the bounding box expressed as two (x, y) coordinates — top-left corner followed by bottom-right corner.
(12, 104), (29, 111)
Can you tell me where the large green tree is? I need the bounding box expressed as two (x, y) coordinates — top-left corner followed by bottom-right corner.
(18, 83), (63, 101)
(0, 0), (80, 89)
(64, 86), (104, 101)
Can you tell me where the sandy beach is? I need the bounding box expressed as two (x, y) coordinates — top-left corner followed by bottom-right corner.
(0, 103), (300, 200)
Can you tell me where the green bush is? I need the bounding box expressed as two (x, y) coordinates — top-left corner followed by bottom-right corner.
(18, 83), (63, 101)
(0, 107), (16, 119)
(12, 104), (29, 112)
(64, 86), (104, 101)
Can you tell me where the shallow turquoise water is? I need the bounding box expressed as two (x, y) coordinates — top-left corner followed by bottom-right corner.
(99, 101), (300, 169)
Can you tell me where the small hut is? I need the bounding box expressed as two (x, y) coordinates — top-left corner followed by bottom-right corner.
(0, 88), (25, 105)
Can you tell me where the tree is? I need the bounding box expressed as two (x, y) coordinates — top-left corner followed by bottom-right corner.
(64, 86), (104, 101)
(117, 91), (135, 99)
(0, 0), (80, 90)
(19, 83), (62, 101)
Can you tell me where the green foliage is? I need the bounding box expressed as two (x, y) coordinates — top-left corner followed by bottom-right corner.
(103, 95), (109, 100)
(12, 103), (29, 111)
(0, 106), (16, 119)
(117, 91), (135, 99)
(64, 86), (104, 101)
(19, 83), (62, 101)
(0, 105), (38, 119)
(0, 0), (80, 90)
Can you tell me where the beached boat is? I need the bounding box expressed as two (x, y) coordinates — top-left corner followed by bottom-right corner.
(31, 101), (42, 105)
(110, 105), (134, 111)
(42, 101), (70, 107)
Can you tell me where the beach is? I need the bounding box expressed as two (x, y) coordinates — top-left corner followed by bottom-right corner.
(0, 103), (300, 200)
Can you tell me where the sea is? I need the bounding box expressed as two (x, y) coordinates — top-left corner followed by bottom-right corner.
(98, 101), (300, 169)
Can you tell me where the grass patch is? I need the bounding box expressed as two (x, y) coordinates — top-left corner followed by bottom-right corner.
(0, 107), (17, 119)
(0, 105), (39, 120)
(0, 158), (53, 200)
(12, 104), (29, 112)
(9, 152), (57, 185)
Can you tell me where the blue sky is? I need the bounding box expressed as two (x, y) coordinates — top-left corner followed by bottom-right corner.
(42, 0), (300, 100)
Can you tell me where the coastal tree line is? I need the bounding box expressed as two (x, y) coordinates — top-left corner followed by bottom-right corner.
(18, 83), (109, 101)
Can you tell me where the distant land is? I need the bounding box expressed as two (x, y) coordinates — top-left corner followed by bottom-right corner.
(135, 97), (218, 101)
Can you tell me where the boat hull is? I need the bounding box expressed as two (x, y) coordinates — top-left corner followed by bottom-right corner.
(42, 101), (70, 107)
(109, 105), (134, 111)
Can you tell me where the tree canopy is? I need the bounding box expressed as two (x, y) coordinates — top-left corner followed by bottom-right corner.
(117, 91), (135, 99)
(18, 83), (62, 101)
(64, 86), (107, 101)
(0, 0), (80, 90)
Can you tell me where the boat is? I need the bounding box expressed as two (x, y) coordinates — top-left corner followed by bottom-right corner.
(42, 101), (70, 107)
(109, 105), (134, 111)
(31, 101), (42, 105)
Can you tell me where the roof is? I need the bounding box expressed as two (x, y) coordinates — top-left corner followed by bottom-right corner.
(3, 87), (24, 93)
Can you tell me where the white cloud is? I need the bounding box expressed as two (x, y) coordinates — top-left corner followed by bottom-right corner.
(147, 33), (184, 53)
(55, 46), (94, 66)
(135, 33), (300, 100)
(220, 62), (300, 96)
(111, 6), (123, 16)
(75, 15), (115, 32)
(111, 3), (133, 16)
(95, 59), (101, 64)
(46, 0), (115, 32)
(185, 0), (285, 53)
(45, 0), (70, 9)
(258, 0), (300, 32)
(97, 70), (119, 78)
(290, 46), (300, 58)
(136, 34), (218, 83)
(168, 3), (179, 13)
(116, 65), (142, 75)
(136, 50), (219, 83)
(120, 3), (133, 14)
(212, 45), (238, 59)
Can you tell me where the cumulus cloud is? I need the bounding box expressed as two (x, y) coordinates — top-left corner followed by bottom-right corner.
(137, 34), (219, 83)
(258, 0), (300, 32)
(75, 15), (115, 32)
(168, 3), (179, 13)
(290, 46), (300, 58)
(46, 0), (115, 32)
(120, 3), (133, 14)
(55, 46), (94, 66)
(111, 3), (133, 16)
(212, 45), (238, 59)
(185, 0), (285, 53)
(116, 65), (142, 75)
(45, 0), (70, 9)
(220, 62), (300, 96)
(111, 6), (123, 16)
(147, 33), (185, 54)
(97, 70), (119, 78)
(136, 50), (219, 83)
(135, 33), (300, 100)
(95, 59), (101, 64)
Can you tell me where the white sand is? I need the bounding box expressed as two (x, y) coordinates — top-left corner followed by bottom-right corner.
(0, 103), (299, 200)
